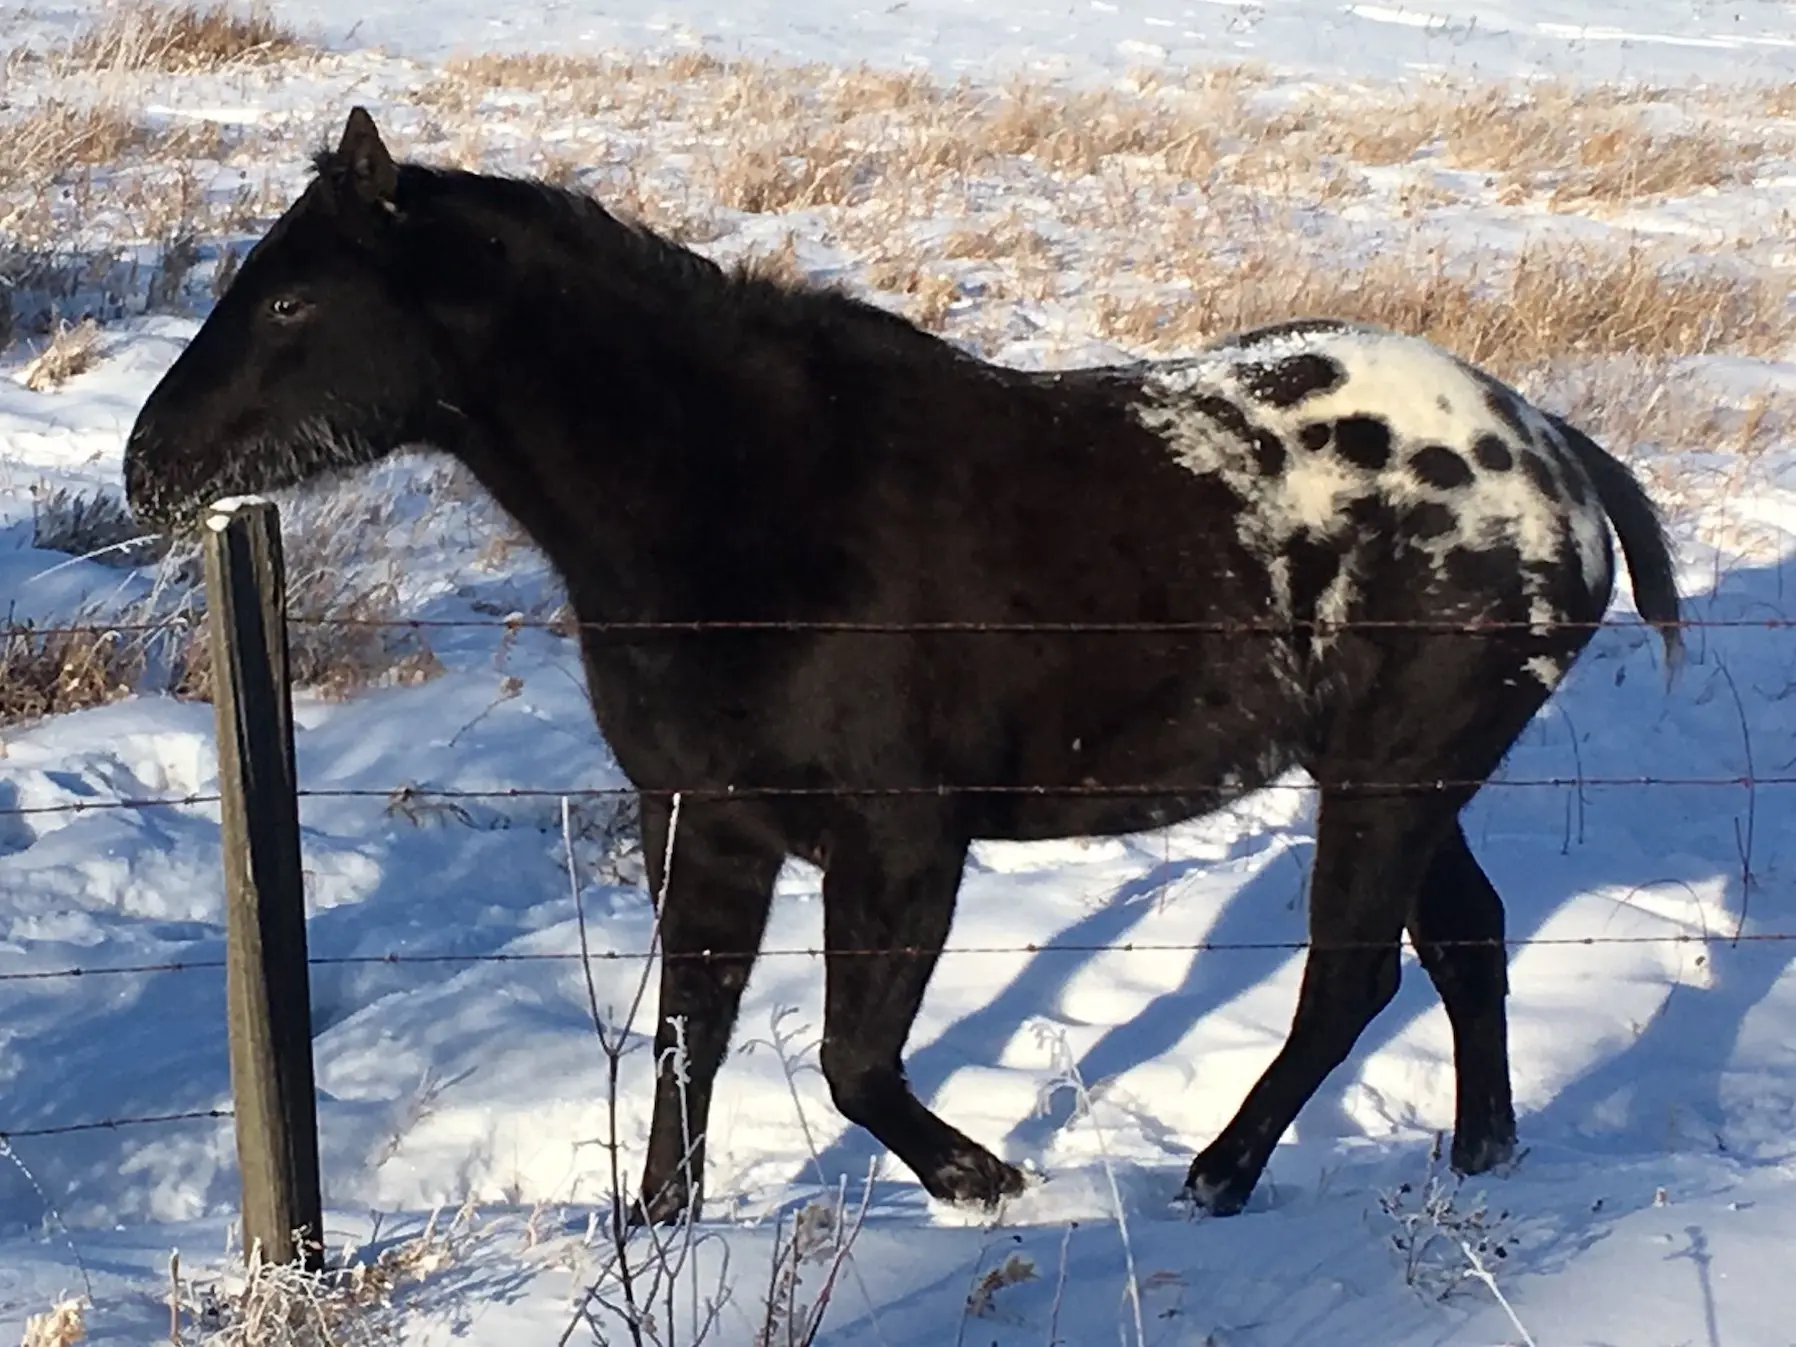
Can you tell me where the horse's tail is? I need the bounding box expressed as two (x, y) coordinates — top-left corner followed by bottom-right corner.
(1546, 411), (1684, 678)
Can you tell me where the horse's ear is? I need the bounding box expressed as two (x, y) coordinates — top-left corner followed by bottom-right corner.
(334, 106), (398, 212)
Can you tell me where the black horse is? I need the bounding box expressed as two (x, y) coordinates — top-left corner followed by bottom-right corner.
(124, 108), (1682, 1225)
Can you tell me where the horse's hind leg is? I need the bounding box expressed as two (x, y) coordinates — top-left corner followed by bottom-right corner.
(1182, 785), (1462, 1215)
(634, 797), (785, 1226)
(1182, 632), (1551, 1216)
(1407, 821), (1517, 1176)
(817, 805), (1025, 1206)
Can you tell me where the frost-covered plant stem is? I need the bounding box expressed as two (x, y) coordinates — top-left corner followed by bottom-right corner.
(1032, 1028), (1144, 1347)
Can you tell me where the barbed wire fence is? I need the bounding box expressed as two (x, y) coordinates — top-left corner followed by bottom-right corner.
(0, 498), (1784, 1270)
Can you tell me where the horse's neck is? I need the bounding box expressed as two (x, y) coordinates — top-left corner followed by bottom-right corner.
(446, 320), (754, 621)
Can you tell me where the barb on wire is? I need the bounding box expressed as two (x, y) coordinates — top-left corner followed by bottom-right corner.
(1, 618), (196, 639)
(0, 1108), (232, 1141)
(0, 957), (226, 984)
(0, 792), (221, 819)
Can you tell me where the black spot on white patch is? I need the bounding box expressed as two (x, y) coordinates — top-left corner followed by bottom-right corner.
(1560, 459), (1589, 506)
(1333, 415), (1393, 470)
(1191, 394), (1255, 440)
(1344, 494), (1389, 533)
(1299, 421), (1332, 452)
(1410, 444), (1476, 491)
(1480, 383), (1533, 443)
(1445, 541), (1523, 592)
(1237, 353), (1348, 409)
(1285, 533), (1348, 653)
(1519, 451), (1561, 502)
(1253, 428), (1286, 476)
(1472, 433), (1514, 472)
(1404, 501), (1459, 541)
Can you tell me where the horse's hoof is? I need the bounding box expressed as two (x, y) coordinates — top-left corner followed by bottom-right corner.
(922, 1149), (1028, 1208)
(628, 1184), (697, 1229)
(1182, 1159), (1253, 1217)
(1451, 1131), (1518, 1177)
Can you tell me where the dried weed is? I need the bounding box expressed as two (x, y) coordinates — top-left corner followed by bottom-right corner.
(19, 1298), (85, 1347)
(65, 0), (305, 73)
(21, 318), (103, 390)
(0, 620), (147, 726)
(179, 1201), (477, 1345)
(0, 101), (146, 187)
(1087, 237), (1788, 377)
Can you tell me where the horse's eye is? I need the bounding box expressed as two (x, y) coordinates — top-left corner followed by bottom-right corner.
(268, 295), (307, 321)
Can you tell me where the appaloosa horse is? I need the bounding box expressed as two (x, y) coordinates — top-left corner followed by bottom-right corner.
(124, 108), (1683, 1224)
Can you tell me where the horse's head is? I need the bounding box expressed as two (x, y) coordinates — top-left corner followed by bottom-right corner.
(124, 107), (458, 533)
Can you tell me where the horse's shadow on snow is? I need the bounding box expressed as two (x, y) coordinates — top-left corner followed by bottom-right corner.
(798, 553), (1796, 1198)
(801, 842), (1313, 1189)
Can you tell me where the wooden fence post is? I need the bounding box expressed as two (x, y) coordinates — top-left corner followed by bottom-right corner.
(203, 496), (324, 1273)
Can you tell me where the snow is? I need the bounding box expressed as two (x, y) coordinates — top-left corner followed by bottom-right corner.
(232, 0), (1796, 87)
(3, 0), (1796, 1342)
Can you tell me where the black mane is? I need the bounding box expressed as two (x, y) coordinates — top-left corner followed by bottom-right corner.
(312, 144), (974, 371)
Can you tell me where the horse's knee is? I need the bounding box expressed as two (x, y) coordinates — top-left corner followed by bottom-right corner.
(819, 1037), (900, 1124)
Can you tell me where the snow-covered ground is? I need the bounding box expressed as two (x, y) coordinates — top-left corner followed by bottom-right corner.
(18, 0), (1796, 88)
(4, 0), (1796, 1342)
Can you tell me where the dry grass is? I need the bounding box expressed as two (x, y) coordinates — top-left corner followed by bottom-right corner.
(862, 254), (961, 329)
(21, 318), (104, 390)
(172, 508), (447, 705)
(736, 232), (809, 287)
(422, 51), (1781, 220)
(701, 129), (866, 214)
(0, 97), (237, 192)
(19, 1298), (85, 1347)
(64, 0), (305, 73)
(434, 50), (619, 91)
(973, 78), (1209, 177)
(1264, 80), (1771, 206)
(0, 591), (442, 731)
(1537, 360), (1796, 465)
(30, 483), (158, 563)
(0, 100), (147, 187)
(0, 484), (447, 728)
(179, 1201), (477, 1345)
(1046, 226), (1790, 378)
(0, 621), (148, 726)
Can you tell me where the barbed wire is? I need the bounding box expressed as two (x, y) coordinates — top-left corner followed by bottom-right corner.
(0, 1108), (232, 1141)
(0, 791), (223, 818)
(0, 957), (228, 983)
(0, 611), (1771, 639)
(314, 776), (1780, 801)
(288, 614), (1701, 635)
(0, 772), (1780, 820)
(0, 927), (1783, 991)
